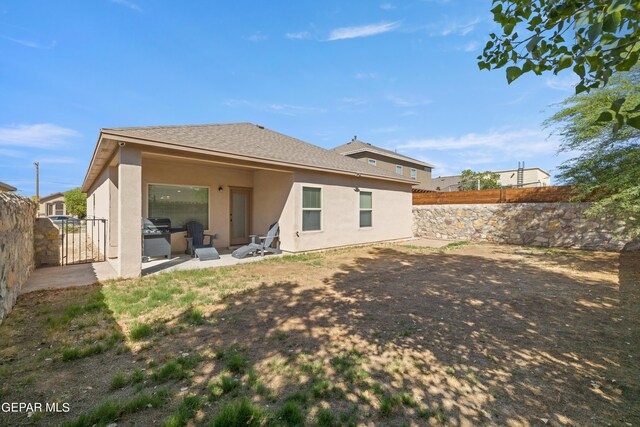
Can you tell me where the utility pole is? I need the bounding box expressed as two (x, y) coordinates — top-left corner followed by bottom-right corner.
(34, 161), (39, 215)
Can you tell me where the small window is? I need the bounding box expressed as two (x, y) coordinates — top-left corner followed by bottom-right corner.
(359, 191), (372, 228)
(410, 168), (417, 180)
(368, 159), (377, 166)
(396, 165), (403, 175)
(302, 187), (322, 231)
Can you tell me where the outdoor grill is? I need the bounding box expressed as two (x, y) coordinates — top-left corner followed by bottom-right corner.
(142, 217), (172, 262)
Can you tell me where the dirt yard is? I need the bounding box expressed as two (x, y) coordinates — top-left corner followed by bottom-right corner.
(0, 243), (638, 426)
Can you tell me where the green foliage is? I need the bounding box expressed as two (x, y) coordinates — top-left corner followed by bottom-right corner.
(64, 188), (87, 218)
(276, 401), (305, 426)
(479, 0), (640, 130)
(316, 409), (337, 427)
(130, 323), (153, 340)
(545, 68), (640, 237)
(459, 169), (501, 191)
(210, 398), (270, 427)
(163, 395), (202, 427)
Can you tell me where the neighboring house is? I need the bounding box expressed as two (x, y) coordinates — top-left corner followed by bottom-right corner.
(82, 123), (415, 278)
(0, 181), (17, 192)
(38, 192), (67, 217)
(433, 168), (551, 191)
(332, 139), (434, 191)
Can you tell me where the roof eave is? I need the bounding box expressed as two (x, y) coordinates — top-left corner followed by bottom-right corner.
(82, 131), (416, 191)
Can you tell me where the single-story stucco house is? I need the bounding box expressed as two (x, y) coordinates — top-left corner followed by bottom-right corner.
(82, 123), (416, 278)
(38, 192), (67, 217)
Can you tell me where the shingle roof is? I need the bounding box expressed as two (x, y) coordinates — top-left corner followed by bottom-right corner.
(332, 140), (434, 168)
(96, 123), (414, 184)
(0, 181), (17, 192)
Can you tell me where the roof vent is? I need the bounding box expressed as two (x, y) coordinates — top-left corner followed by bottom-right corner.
(352, 135), (357, 141)
(256, 124), (265, 129)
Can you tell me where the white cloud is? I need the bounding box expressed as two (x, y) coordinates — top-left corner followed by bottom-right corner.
(387, 94), (431, 107)
(245, 33), (268, 42)
(354, 72), (379, 79)
(423, 17), (482, 37)
(462, 41), (479, 52)
(545, 75), (579, 91)
(39, 156), (78, 164)
(341, 97), (368, 106)
(398, 129), (559, 159)
(110, 0), (141, 11)
(1, 35), (56, 49)
(327, 21), (400, 41)
(225, 99), (325, 116)
(380, 3), (396, 10)
(0, 124), (81, 148)
(286, 31), (311, 40)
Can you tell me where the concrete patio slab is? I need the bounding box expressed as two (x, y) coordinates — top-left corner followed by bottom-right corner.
(142, 251), (281, 276)
(21, 262), (118, 294)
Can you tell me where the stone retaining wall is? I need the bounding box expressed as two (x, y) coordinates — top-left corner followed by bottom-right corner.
(0, 193), (36, 324)
(34, 218), (60, 267)
(413, 203), (631, 251)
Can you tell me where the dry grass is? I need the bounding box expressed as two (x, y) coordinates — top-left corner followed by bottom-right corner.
(0, 243), (638, 426)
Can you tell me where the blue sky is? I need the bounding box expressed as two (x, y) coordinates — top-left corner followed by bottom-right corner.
(0, 0), (579, 196)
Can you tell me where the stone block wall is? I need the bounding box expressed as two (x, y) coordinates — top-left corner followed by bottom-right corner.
(0, 193), (36, 324)
(34, 218), (60, 267)
(413, 203), (632, 251)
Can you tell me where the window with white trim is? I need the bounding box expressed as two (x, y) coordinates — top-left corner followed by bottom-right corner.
(396, 165), (403, 175)
(410, 168), (417, 180)
(302, 187), (322, 231)
(359, 191), (372, 228)
(368, 159), (377, 166)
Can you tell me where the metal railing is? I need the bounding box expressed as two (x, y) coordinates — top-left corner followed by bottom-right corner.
(60, 218), (107, 265)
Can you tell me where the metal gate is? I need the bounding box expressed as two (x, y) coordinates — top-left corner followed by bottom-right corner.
(60, 218), (107, 265)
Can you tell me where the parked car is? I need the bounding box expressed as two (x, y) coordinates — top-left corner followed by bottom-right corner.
(48, 215), (80, 225)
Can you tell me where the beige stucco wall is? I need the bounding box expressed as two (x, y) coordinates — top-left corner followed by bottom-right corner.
(87, 165), (118, 261)
(345, 152), (432, 190)
(289, 171), (414, 252)
(497, 169), (551, 187)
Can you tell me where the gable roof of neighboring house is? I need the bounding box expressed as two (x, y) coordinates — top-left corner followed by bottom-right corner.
(82, 123), (416, 191)
(0, 181), (17, 192)
(39, 192), (65, 202)
(332, 140), (434, 169)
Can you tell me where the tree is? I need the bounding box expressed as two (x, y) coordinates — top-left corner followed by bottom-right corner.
(459, 169), (502, 191)
(479, 0), (640, 130)
(64, 188), (87, 218)
(545, 68), (640, 237)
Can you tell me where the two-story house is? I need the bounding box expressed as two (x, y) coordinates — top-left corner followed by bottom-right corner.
(332, 139), (434, 191)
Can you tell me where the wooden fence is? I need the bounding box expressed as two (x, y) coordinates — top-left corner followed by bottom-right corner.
(413, 186), (576, 205)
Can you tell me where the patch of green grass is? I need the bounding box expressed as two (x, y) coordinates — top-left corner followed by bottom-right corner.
(330, 350), (368, 383)
(316, 409), (337, 427)
(276, 401), (305, 426)
(61, 399), (120, 427)
(418, 407), (447, 422)
(444, 366), (456, 375)
(284, 391), (308, 406)
(247, 370), (275, 402)
(61, 390), (171, 427)
(130, 323), (153, 341)
(61, 342), (107, 361)
(398, 392), (416, 407)
(311, 379), (333, 399)
(163, 395), (202, 427)
(210, 398), (271, 427)
(183, 308), (204, 325)
(225, 350), (249, 374)
(209, 374), (241, 400)
(378, 395), (398, 417)
(152, 361), (188, 383)
(110, 372), (128, 390)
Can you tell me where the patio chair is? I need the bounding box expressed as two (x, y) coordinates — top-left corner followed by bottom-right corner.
(185, 220), (220, 261)
(232, 222), (282, 259)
